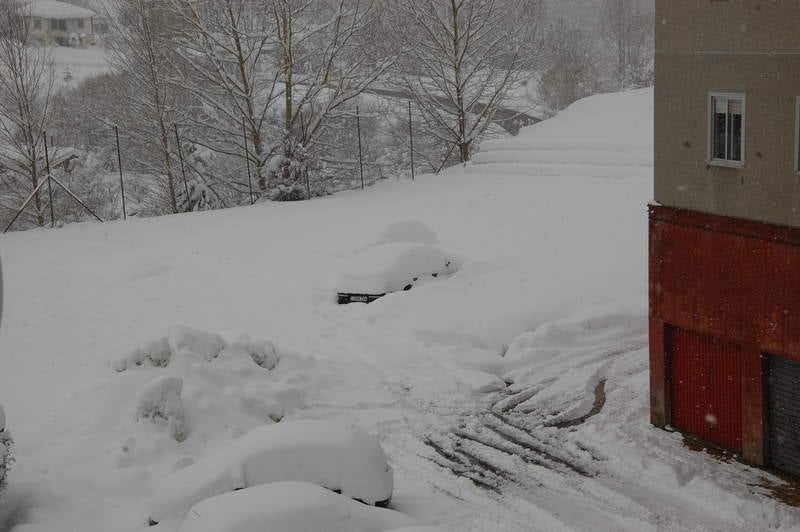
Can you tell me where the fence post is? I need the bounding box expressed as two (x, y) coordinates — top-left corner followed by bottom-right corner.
(43, 133), (55, 228)
(408, 101), (415, 181)
(356, 106), (364, 190)
(242, 117), (254, 205)
(115, 126), (127, 220)
(173, 123), (190, 208)
(305, 166), (310, 200)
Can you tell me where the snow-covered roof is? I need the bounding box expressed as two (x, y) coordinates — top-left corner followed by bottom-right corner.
(27, 1), (96, 20)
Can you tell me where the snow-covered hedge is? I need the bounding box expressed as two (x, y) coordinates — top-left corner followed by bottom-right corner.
(149, 420), (394, 524)
(0, 404), (10, 492)
(177, 481), (415, 532)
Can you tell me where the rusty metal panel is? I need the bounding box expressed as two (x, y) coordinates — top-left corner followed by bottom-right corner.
(650, 205), (800, 362)
(768, 356), (800, 477)
(669, 327), (743, 453)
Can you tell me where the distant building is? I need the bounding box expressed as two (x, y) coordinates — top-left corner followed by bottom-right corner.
(25, 1), (96, 47)
(651, 1), (800, 476)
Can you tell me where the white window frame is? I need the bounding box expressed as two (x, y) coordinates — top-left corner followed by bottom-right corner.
(708, 92), (746, 168)
(795, 97), (800, 175)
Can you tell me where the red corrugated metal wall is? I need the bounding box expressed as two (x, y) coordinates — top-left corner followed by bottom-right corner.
(669, 327), (743, 453)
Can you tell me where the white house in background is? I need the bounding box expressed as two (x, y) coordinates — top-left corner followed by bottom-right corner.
(25, 1), (96, 48)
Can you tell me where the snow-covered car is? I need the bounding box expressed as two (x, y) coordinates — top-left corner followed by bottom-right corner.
(148, 420), (394, 525)
(177, 481), (416, 532)
(337, 242), (453, 304)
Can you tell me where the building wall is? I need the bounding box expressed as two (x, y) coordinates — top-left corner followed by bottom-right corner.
(646, 204), (800, 465)
(28, 18), (93, 46)
(655, 0), (800, 228)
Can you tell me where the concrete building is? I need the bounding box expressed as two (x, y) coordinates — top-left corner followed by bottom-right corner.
(26, 1), (96, 47)
(650, 1), (800, 476)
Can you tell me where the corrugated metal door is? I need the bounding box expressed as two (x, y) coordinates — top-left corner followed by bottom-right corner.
(669, 327), (743, 452)
(768, 356), (800, 477)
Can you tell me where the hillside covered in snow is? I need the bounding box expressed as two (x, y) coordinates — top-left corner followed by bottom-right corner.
(0, 88), (798, 531)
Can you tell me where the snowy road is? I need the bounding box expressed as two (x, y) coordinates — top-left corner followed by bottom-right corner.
(0, 88), (798, 531)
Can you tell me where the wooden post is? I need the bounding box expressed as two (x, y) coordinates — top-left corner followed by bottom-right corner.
(408, 101), (415, 181)
(356, 106), (364, 190)
(43, 133), (55, 227)
(173, 124), (190, 208)
(242, 118), (254, 205)
(115, 126), (127, 220)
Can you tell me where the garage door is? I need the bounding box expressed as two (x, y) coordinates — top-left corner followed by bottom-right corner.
(768, 355), (800, 477)
(669, 327), (743, 453)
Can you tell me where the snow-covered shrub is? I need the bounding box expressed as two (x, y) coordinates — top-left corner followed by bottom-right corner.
(148, 420), (394, 524)
(134, 376), (187, 442)
(268, 137), (312, 201)
(0, 404), (12, 493)
(177, 481), (416, 532)
(114, 328), (281, 372)
(167, 326), (225, 362)
(226, 338), (279, 370)
(114, 336), (171, 372)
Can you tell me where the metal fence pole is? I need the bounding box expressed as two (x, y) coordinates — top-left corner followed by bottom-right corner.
(43, 133), (55, 227)
(408, 101), (415, 181)
(115, 126), (127, 220)
(356, 106), (364, 190)
(173, 123), (190, 207)
(305, 166), (310, 200)
(242, 118), (254, 205)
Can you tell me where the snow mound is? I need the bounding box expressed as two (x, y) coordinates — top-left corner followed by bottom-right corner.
(369, 220), (440, 248)
(168, 326), (226, 361)
(114, 328), (278, 371)
(519, 88), (653, 144)
(225, 337), (279, 370)
(149, 420), (394, 523)
(134, 376), (187, 442)
(113, 336), (171, 372)
(338, 242), (452, 295)
(177, 481), (415, 532)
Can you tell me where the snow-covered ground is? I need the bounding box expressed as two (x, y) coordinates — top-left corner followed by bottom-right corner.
(0, 87), (798, 531)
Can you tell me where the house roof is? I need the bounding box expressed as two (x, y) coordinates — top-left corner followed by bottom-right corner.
(27, 1), (96, 20)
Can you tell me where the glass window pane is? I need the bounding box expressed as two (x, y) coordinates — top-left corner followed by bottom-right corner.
(729, 112), (743, 161)
(712, 98), (727, 160)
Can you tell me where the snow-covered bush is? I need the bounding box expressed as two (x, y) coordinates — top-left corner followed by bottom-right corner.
(177, 481), (416, 532)
(148, 420), (394, 524)
(134, 376), (187, 442)
(0, 404), (11, 493)
(114, 336), (171, 372)
(167, 326), (225, 362)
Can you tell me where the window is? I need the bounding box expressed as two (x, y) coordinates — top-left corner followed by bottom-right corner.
(50, 19), (67, 31)
(708, 92), (745, 166)
(77, 19), (84, 29)
(33, 19), (41, 30)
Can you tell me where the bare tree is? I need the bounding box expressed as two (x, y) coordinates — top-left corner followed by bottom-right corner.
(0, 0), (55, 228)
(168, 0), (280, 191)
(537, 18), (600, 115)
(600, 0), (654, 89)
(268, 0), (394, 190)
(104, 0), (183, 214)
(391, 0), (543, 164)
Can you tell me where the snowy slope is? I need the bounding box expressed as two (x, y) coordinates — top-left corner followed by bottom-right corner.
(0, 87), (797, 532)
